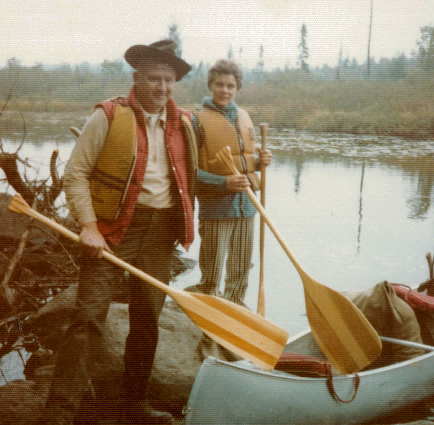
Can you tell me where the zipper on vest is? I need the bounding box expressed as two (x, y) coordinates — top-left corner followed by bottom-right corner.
(235, 119), (248, 174)
(120, 138), (138, 206)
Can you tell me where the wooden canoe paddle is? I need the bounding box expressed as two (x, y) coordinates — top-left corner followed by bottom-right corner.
(216, 146), (382, 374)
(7, 193), (288, 371)
(257, 123), (268, 317)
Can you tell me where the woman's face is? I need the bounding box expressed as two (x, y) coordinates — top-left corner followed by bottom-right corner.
(209, 73), (238, 107)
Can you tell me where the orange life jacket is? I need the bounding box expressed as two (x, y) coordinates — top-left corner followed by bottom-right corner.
(196, 108), (259, 190)
(94, 88), (195, 249)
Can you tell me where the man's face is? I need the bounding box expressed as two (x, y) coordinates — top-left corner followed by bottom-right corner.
(134, 60), (177, 113)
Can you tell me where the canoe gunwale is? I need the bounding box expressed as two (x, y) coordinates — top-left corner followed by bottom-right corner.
(207, 342), (434, 382)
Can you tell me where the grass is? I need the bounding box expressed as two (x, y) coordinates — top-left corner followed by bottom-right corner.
(2, 73), (434, 139)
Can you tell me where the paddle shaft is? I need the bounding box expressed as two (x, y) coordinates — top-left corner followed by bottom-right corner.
(217, 147), (310, 277)
(230, 168), (306, 278)
(257, 123), (268, 316)
(16, 203), (172, 295)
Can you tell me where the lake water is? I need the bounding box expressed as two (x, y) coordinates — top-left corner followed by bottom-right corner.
(2, 127), (434, 338)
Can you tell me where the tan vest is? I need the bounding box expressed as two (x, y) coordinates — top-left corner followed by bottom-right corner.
(89, 103), (137, 222)
(197, 108), (260, 190)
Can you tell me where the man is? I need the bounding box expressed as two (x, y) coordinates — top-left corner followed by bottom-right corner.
(41, 40), (195, 425)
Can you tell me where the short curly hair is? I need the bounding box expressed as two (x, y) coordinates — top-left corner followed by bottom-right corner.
(208, 59), (243, 90)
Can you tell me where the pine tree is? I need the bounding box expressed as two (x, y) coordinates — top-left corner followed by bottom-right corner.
(336, 43), (343, 80)
(168, 24), (182, 58)
(366, 0), (373, 80)
(417, 26), (434, 73)
(257, 44), (264, 78)
(297, 24), (309, 73)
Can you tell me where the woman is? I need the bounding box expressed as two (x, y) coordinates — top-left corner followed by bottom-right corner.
(186, 59), (272, 312)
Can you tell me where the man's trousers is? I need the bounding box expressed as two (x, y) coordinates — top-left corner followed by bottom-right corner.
(46, 206), (177, 412)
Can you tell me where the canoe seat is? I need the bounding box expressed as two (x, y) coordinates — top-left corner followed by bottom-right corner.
(392, 284), (434, 312)
(275, 352), (360, 403)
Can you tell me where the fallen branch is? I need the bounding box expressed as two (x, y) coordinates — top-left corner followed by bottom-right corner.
(0, 153), (35, 204)
(0, 198), (38, 310)
(48, 149), (63, 204)
(0, 75), (18, 118)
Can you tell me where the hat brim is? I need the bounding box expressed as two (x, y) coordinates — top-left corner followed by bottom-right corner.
(125, 45), (192, 81)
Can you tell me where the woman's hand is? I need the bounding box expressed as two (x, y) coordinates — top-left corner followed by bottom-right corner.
(258, 148), (272, 166)
(79, 222), (113, 258)
(226, 174), (251, 192)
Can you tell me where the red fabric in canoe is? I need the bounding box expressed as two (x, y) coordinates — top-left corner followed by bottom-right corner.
(392, 284), (434, 312)
(275, 352), (332, 378)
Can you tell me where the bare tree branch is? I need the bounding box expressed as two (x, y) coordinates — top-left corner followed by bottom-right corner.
(0, 75), (19, 117)
(0, 198), (37, 310)
(0, 153), (35, 204)
(48, 150), (63, 204)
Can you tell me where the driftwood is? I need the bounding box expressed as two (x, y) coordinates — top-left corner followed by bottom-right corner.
(0, 81), (62, 209)
(0, 220), (31, 309)
(48, 150), (62, 204)
(0, 106), (63, 311)
(0, 88), (78, 371)
(0, 250), (15, 309)
(0, 153), (34, 204)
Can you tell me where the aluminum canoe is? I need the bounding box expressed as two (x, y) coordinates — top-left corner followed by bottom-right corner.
(183, 329), (434, 424)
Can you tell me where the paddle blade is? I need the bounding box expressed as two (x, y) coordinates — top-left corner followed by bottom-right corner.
(303, 279), (382, 374)
(170, 290), (289, 370)
(7, 193), (33, 216)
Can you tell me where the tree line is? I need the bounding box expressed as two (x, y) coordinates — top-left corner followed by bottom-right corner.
(1, 25), (433, 103)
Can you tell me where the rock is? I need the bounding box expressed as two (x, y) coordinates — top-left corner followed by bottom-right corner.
(148, 302), (204, 412)
(6, 287), (203, 422)
(25, 285), (78, 349)
(0, 380), (47, 425)
(89, 300), (204, 411)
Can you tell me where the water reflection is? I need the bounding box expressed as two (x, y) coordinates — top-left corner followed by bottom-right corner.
(404, 161), (434, 220)
(357, 162), (365, 254)
(267, 128), (434, 222)
(293, 155), (304, 194)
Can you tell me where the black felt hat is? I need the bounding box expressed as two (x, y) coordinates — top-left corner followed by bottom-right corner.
(125, 40), (191, 81)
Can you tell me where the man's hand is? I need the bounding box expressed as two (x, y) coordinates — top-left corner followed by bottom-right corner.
(79, 222), (112, 258)
(226, 174), (251, 192)
(258, 148), (272, 166)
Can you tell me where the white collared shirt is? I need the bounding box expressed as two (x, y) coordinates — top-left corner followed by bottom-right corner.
(137, 106), (174, 208)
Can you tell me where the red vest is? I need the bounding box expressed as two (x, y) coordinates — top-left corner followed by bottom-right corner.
(95, 87), (194, 250)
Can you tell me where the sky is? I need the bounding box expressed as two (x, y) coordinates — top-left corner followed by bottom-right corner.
(1, 0), (433, 71)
